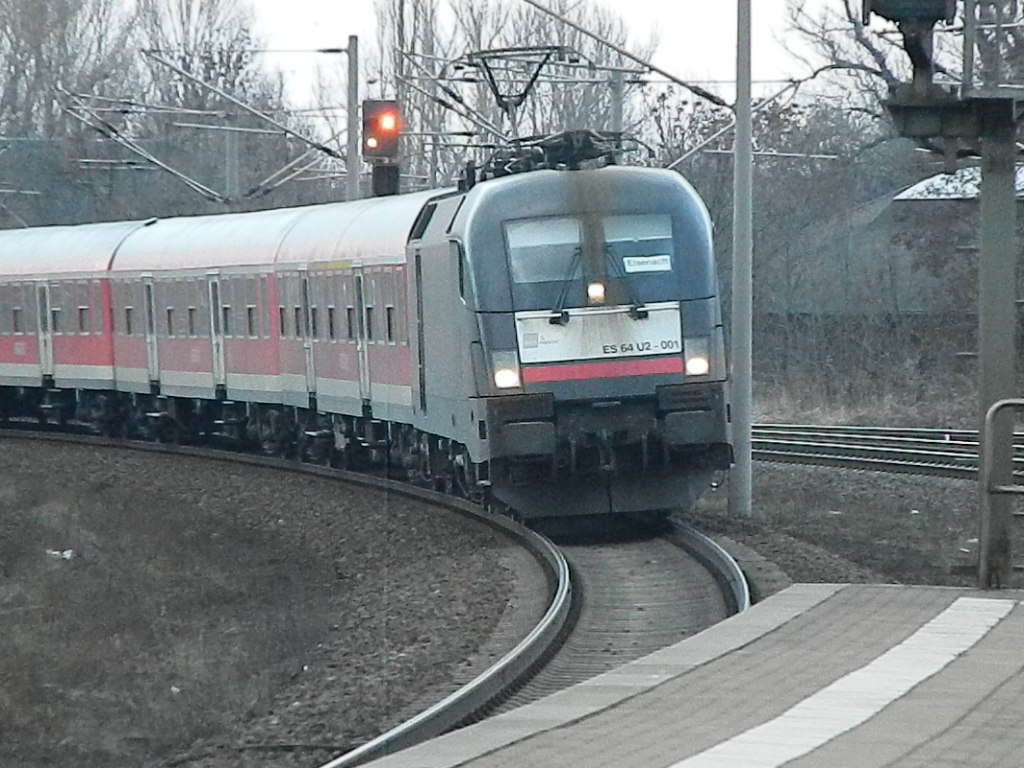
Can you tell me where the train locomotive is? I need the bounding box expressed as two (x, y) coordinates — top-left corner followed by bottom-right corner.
(0, 140), (732, 518)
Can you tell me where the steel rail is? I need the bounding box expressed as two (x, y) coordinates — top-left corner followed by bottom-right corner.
(317, 525), (570, 768)
(671, 521), (751, 613)
(749, 423), (1024, 479)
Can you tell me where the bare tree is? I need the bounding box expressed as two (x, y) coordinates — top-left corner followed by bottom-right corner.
(356, 0), (652, 188)
(0, 0), (139, 137)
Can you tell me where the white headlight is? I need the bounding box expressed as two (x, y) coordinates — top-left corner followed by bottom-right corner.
(684, 337), (711, 376)
(685, 355), (710, 376)
(491, 350), (522, 389)
(494, 367), (522, 388)
(587, 282), (606, 303)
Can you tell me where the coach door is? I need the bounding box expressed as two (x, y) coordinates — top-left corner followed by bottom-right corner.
(354, 270), (371, 402)
(300, 272), (316, 393)
(207, 274), (226, 387)
(143, 278), (160, 383)
(35, 283), (54, 378)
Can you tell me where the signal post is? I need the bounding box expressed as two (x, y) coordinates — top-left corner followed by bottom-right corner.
(863, 0), (1023, 588)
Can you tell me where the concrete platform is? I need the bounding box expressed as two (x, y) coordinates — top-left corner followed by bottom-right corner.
(363, 584), (1024, 768)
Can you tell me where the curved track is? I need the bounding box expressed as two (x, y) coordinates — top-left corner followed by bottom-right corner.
(490, 522), (735, 714)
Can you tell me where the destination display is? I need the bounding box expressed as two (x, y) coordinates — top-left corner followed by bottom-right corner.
(515, 301), (682, 364)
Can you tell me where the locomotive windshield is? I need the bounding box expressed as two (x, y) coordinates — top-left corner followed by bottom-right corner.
(505, 216), (582, 284)
(602, 215), (673, 273)
(504, 214), (674, 285)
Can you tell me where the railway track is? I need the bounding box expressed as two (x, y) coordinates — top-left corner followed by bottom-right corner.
(485, 520), (745, 715)
(0, 426), (749, 768)
(751, 423), (1002, 479)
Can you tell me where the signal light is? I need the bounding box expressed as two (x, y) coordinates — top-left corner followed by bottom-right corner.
(362, 99), (400, 159)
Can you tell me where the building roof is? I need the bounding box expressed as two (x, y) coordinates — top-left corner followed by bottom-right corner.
(894, 165), (1024, 201)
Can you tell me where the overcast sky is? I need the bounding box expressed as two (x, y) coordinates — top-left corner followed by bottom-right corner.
(252, 0), (832, 105)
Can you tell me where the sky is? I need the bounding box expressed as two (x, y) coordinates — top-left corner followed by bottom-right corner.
(252, 0), (832, 107)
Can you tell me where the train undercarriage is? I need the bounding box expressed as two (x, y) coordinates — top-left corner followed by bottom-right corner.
(0, 384), (730, 520)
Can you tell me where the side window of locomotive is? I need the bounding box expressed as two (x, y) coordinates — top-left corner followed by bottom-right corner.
(451, 240), (467, 300)
(409, 203), (437, 241)
(602, 214), (674, 272)
(504, 217), (582, 283)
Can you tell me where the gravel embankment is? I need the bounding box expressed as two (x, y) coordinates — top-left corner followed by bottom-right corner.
(0, 439), (535, 768)
(687, 462), (989, 596)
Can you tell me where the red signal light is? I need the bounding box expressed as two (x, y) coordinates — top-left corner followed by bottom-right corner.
(362, 99), (401, 159)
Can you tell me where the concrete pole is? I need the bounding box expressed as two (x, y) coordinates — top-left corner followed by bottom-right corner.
(610, 70), (624, 136)
(729, 0), (753, 518)
(224, 127), (239, 201)
(977, 100), (1017, 589)
(346, 35), (360, 202)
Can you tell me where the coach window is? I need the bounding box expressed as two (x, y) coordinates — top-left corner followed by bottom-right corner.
(51, 308), (62, 335)
(327, 306), (337, 341)
(12, 306), (23, 334)
(365, 306), (374, 342)
(294, 306), (304, 338)
(386, 306), (395, 343)
(279, 306), (287, 338)
(220, 305), (232, 337)
(187, 307), (196, 336)
(246, 305), (257, 337)
(125, 307), (134, 336)
(164, 308), (173, 336)
(310, 306), (319, 339)
(345, 307), (355, 340)
(78, 306), (90, 334)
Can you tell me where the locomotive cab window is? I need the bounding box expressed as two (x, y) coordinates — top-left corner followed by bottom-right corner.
(602, 214), (674, 272)
(504, 217), (582, 284)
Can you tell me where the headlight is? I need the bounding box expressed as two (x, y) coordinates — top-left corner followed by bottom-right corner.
(492, 350), (522, 389)
(587, 281), (606, 303)
(684, 337), (711, 376)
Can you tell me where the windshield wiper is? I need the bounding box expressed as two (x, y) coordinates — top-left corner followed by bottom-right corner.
(603, 245), (648, 319)
(549, 246), (582, 325)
